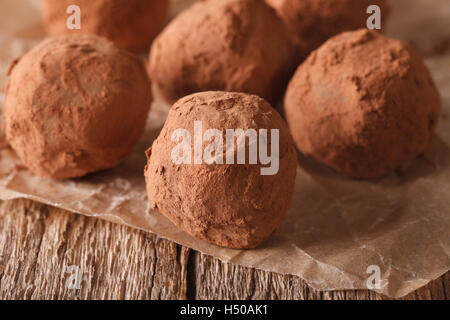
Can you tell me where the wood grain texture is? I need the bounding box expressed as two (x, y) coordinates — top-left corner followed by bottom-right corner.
(0, 199), (447, 300)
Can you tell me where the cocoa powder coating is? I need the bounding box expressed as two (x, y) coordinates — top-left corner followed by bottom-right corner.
(266, 0), (390, 63)
(145, 91), (298, 249)
(149, 0), (293, 105)
(3, 34), (152, 179)
(42, 0), (169, 52)
(284, 29), (441, 179)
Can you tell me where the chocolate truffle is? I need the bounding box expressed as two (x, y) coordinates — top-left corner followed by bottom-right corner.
(145, 91), (298, 249)
(284, 29), (441, 179)
(2, 34), (152, 179)
(149, 0), (293, 105)
(266, 0), (390, 62)
(41, 0), (169, 52)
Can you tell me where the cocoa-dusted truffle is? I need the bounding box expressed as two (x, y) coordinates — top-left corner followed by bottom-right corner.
(266, 0), (390, 62)
(149, 0), (293, 105)
(284, 29), (441, 179)
(41, 0), (169, 52)
(145, 91), (298, 249)
(3, 34), (152, 179)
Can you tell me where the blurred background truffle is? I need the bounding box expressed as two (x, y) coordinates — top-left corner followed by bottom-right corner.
(2, 34), (152, 179)
(149, 0), (293, 105)
(266, 0), (390, 63)
(41, 0), (169, 52)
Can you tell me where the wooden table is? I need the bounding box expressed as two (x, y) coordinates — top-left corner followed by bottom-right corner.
(0, 199), (447, 300)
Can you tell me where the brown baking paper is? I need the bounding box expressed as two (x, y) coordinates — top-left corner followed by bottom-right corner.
(0, 0), (449, 298)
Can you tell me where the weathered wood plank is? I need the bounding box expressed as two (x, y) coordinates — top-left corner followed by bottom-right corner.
(190, 250), (448, 300)
(0, 199), (447, 300)
(0, 199), (187, 299)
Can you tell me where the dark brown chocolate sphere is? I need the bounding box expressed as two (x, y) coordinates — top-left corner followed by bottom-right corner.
(149, 0), (293, 105)
(3, 35), (152, 179)
(284, 30), (441, 179)
(145, 91), (298, 248)
(42, 0), (169, 52)
(266, 0), (390, 63)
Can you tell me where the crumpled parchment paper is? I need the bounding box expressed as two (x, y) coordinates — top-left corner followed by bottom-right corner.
(0, 0), (449, 298)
